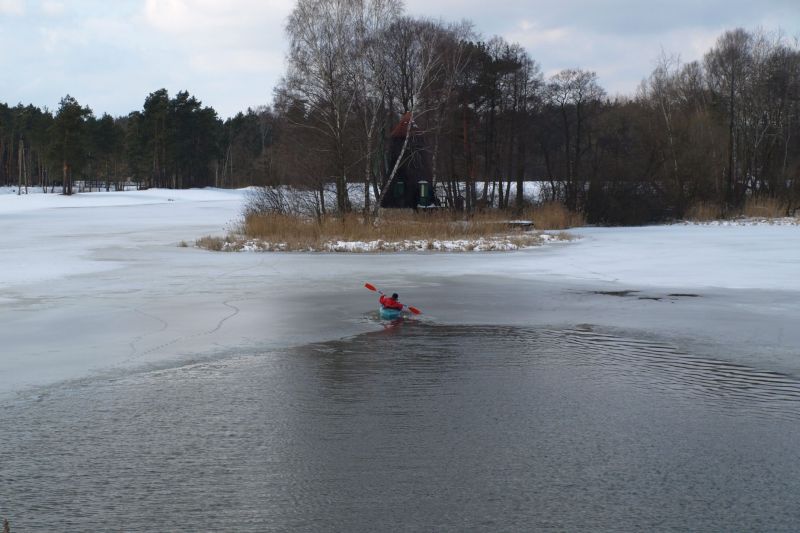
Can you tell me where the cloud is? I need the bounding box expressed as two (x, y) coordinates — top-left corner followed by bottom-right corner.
(406, 0), (799, 95)
(132, 0), (294, 116)
(141, 0), (292, 72)
(407, 0), (800, 35)
(0, 0), (24, 15)
(143, 0), (293, 35)
(506, 21), (726, 93)
(40, 0), (64, 16)
(514, 20), (570, 47)
(189, 48), (284, 75)
(1, 0), (799, 119)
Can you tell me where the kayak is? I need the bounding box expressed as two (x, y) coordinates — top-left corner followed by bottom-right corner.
(379, 306), (404, 320)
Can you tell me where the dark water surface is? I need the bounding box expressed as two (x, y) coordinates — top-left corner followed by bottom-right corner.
(3, 323), (800, 531)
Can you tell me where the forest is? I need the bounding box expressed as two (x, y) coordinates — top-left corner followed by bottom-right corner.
(1, 0), (798, 224)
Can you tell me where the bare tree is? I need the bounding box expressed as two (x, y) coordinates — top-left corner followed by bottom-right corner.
(547, 68), (605, 210)
(512, 52), (543, 211)
(427, 21), (473, 192)
(639, 51), (689, 209)
(705, 28), (752, 209)
(285, 0), (362, 213)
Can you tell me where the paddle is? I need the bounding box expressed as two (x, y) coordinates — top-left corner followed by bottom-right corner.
(364, 283), (421, 315)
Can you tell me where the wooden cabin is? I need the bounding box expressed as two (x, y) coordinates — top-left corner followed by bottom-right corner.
(380, 112), (438, 209)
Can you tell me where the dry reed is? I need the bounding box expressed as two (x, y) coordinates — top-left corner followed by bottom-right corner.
(241, 211), (519, 247)
(194, 208), (580, 252)
(685, 202), (723, 222)
(686, 197), (790, 221)
(743, 196), (787, 218)
(195, 235), (227, 251)
(524, 202), (586, 230)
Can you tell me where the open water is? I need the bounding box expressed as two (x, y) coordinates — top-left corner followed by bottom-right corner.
(2, 321), (800, 531)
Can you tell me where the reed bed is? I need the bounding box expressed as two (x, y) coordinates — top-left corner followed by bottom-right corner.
(194, 205), (584, 252)
(686, 197), (791, 221)
(742, 196), (788, 218)
(685, 202), (724, 222)
(244, 211), (514, 244)
(523, 202), (586, 230)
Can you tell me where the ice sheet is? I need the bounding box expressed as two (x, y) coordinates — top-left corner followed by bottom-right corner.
(1, 188), (799, 397)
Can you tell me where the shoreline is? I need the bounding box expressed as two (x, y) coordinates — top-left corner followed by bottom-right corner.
(204, 231), (575, 253)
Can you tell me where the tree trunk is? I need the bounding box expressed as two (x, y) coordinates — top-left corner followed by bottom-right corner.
(23, 142), (28, 194)
(574, 102), (583, 211)
(363, 111), (379, 216)
(516, 136), (526, 212)
(318, 183), (326, 218)
(727, 68), (736, 211)
(17, 138), (23, 195)
(462, 102), (473, 211)
(560, 104), (574, 209)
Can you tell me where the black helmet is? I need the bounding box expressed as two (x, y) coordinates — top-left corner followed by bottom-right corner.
(391, 293), (399, 300)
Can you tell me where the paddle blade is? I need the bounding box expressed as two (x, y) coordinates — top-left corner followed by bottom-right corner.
(407, 306), (421, 315)
(364, 283), (377, 292)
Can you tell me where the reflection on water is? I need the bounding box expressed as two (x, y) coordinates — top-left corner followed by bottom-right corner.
(2, 323), (800, 531)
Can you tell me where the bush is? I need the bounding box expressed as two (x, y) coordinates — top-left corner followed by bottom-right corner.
(245, 185), (328, 218)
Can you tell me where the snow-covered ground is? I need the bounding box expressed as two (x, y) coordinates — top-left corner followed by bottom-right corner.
(1, 188), (799, 398)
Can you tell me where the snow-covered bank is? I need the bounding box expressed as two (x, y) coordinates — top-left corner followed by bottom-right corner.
(225, 232), (569, 253)
(1, 188), (799, 398)
(0, 186), (248, 214)
(679, 217), (799, 227)
(0, 188), (245, 285)
(527, 224), (800, 291)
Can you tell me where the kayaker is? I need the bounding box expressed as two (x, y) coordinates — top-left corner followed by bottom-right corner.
(379, 293), (404, 311)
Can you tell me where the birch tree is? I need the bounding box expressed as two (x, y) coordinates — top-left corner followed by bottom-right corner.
(374, 17), (452, 212)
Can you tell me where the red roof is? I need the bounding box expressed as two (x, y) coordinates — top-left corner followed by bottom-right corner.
(390, 112), (418, 139)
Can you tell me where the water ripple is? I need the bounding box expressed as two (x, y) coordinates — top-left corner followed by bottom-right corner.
(2, 323), (799, 531)
(556, 326), (800, 420)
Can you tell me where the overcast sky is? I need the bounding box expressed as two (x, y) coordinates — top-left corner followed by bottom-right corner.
(1, 0), (798, 119)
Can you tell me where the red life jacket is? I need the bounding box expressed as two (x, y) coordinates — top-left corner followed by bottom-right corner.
(379, 295), (404, 310)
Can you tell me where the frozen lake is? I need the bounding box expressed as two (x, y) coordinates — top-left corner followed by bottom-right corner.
(2, 189), (800, 530)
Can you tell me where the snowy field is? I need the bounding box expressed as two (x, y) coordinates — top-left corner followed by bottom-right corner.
(1, 187), (799, 397)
